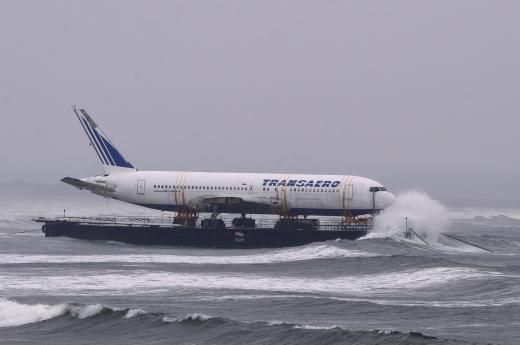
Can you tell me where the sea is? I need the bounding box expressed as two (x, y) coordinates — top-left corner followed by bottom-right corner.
(0, 184), (519, 345)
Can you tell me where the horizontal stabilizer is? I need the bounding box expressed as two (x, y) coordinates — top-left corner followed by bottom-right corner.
(61, 177), (114, 194)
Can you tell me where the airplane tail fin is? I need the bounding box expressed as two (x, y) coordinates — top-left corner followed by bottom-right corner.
(72, 106), (136, 174)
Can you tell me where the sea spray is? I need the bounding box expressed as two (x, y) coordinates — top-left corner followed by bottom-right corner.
(368, 191), (449, 243)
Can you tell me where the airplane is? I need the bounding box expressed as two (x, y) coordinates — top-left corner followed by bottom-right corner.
(62, 106), (395, 229)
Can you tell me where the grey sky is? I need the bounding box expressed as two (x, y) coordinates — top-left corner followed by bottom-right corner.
(0, 1), (518, 205)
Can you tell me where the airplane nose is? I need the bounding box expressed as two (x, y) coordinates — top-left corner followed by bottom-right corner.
(385, 192), (396, 208)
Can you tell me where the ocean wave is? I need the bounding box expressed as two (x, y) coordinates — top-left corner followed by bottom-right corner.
(0, 298), (126, 327)
(1, 267), (513, 299)
(0, 244), (376, 265)
(0, 299), (457, 345)
(163, 312), (213, 323)
(196, 292), (520, 308)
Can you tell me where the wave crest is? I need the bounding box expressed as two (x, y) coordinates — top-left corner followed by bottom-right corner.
(0, 244), (374, 265)
(0, 299), (140, 328)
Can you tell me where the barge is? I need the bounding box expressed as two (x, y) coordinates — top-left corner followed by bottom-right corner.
(35, 216), (371, 248)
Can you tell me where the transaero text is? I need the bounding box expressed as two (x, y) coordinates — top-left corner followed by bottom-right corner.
(262, 179), (341, 188)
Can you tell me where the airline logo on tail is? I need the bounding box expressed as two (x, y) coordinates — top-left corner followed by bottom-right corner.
(73, 106), (135, 173)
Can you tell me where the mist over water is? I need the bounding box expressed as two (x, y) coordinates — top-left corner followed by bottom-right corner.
(370, 191), (450, 243)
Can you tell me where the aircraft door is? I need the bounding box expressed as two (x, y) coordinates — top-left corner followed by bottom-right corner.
(248, 185), (254, 194)
(344, 184), (353, 200)
(340, 177), (354, 219)
(137, 180), (146, 195)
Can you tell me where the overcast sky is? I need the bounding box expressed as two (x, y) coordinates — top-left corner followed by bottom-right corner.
(0, 1), (518, 204)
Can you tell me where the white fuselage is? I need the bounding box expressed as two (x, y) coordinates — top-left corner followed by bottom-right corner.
(83, 171), (395, 217)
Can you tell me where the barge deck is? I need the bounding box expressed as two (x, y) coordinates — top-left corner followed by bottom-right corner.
(34, 216), (371, 248)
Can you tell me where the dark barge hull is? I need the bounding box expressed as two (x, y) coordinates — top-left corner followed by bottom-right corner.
(40, 220), (368, 248)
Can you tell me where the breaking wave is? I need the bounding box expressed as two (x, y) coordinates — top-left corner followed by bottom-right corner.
(369, 191), (450, 243)
(0, 299), (461, 345)
(0, 298), (114, 327)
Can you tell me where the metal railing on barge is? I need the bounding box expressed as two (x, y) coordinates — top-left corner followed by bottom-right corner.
(34, 215), (372, 231)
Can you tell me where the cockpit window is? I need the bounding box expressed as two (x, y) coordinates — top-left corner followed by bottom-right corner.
(369, 186), (387, 192)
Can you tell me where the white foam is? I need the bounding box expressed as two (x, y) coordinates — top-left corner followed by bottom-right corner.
(368, 191), (449, 243)
(68, 304), (105, 319)
(0, 299), (110, 327)
(163, 313), (212, 323)
(293, 324), (338, 330)
(124, 308), (146, 319)
(0, 298), (151, 328)
(206, 293), (520, 308)
(0, 267), (507, 297)
(0, 245), (374, 265)
(0, 299), (67, 327)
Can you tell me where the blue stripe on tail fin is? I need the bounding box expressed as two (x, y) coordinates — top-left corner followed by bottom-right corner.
(73, 106), (136, 173)
(73, 107), (110, 165)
